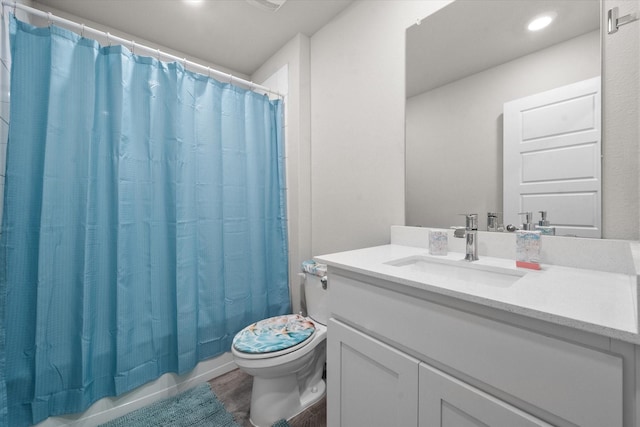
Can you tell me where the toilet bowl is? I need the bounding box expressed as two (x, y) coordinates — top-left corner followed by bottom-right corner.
(231, 272), (328, 427)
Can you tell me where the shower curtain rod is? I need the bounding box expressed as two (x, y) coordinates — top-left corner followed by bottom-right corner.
(0, 1), (284, 98)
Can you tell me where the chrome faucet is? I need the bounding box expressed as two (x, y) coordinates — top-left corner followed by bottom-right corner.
(463, 214), (479, 262)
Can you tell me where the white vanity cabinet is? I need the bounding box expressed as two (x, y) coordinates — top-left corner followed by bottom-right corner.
(419, 364), (552, 427)
(327, 318), (419, 427)
(326, 270), (626, 427)
(328, 318), (554, 427)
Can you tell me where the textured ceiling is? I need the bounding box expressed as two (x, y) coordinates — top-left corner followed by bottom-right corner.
(34, 0), (354, 76)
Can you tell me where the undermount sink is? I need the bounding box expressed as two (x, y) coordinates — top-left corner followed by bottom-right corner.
(384, 255), (526, 288)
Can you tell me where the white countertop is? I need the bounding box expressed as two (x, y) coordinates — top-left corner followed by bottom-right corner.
(316, 244), (640, 344)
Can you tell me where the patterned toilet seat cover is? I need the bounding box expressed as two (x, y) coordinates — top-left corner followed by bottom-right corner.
(233, 314), (316, 354)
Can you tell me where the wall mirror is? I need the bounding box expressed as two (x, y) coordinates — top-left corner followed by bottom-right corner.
(405, 0), (601, 237)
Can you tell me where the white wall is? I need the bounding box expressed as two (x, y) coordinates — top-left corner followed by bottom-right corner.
(602, 0), (639, 240)
(405, 31), (600, 230)
(309, 0), (452, 256)
(252, 33), (312, 315)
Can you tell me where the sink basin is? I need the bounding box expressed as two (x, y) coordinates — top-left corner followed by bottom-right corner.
(384, 255), (526, 288)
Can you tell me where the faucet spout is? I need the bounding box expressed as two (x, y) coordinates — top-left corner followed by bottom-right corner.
(464, 230), (479, 261)
(463, 213), (479, 262)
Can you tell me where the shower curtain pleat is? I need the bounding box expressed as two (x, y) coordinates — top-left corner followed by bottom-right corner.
(0, 16), (289, 427)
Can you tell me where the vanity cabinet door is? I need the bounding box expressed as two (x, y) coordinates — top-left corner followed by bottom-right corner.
(419, 363), (552, 427)
(327, 318), (420, 427)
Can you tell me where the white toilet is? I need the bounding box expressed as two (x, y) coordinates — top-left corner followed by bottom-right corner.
(231, 272), (328, 427)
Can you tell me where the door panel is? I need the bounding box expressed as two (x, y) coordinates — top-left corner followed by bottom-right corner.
(419, 364), (553, 427)
(521, 92), (597, 140)
(504, 76), (601, 237)
(327, 318), (419, 427)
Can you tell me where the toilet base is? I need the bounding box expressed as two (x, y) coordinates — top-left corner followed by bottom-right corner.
(249, 376), (326, 427)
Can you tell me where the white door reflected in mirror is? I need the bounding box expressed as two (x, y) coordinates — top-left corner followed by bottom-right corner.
(503, 77), (602, 238)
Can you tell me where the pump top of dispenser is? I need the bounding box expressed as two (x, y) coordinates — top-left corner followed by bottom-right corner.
(535, 211), (556, 235)
(538, 211), (550, 226)
(518, 212), (534, 230)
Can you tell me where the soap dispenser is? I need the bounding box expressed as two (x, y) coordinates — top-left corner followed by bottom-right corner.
(518, 212), (534, 230)
(535, 211), (556, 236)
(515, 211), (541, 270)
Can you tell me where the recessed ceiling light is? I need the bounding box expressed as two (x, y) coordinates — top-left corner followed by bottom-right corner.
(246, 0), (287, 12)
(184, 0), (204, 6)
(527, 12), (557, 31)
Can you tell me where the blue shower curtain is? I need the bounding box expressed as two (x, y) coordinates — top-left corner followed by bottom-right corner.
(0, 16), (290, 426)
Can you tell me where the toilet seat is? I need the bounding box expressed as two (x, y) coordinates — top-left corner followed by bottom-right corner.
(233, 314), (317, 359)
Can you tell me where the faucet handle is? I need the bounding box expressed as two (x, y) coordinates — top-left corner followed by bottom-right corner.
(459, 213), (478, 230)
(487, 212), (503, 232)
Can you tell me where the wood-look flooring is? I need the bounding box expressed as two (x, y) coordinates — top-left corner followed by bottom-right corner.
(209, 368), (327, 427)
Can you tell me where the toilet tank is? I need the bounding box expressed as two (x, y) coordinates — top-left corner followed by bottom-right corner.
(304, 273), (328, 325)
